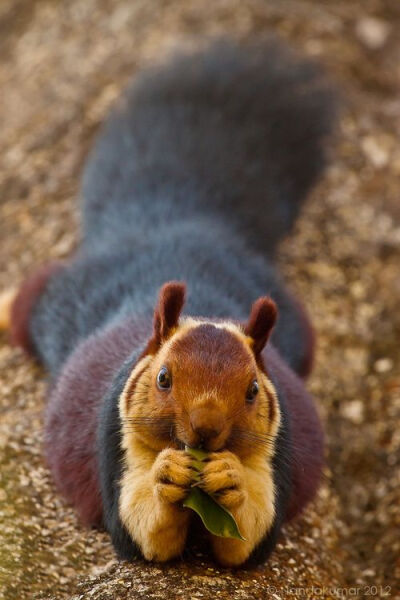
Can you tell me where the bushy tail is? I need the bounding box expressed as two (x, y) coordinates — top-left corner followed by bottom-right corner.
(83, 37), (338, 254)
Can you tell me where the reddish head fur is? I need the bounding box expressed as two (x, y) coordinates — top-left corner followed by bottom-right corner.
(121, 317), (281, 459)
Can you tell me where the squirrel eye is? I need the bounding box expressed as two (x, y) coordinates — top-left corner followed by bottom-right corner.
(246, 380), (259, 403)
(157, 366), (172, 391)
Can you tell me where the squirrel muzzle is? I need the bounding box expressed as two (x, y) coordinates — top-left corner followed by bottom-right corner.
(189, 404), (227, 450)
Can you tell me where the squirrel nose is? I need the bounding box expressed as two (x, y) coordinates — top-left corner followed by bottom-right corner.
(190, 407), (223, 441)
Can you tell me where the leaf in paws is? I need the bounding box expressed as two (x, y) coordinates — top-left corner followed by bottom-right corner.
(183, 446), (246, 541)
(183, 487), (245, 541)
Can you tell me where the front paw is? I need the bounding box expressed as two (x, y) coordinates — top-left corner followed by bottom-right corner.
(201, 451), (247, 510)
(153, 448), (194, 504)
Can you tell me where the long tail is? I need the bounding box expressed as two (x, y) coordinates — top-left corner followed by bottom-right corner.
(83, 36), (338, 254)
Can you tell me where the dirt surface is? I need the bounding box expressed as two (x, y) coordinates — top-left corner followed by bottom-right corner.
(0, 1), (399, 598)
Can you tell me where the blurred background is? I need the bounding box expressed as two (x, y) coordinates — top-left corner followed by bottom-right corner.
(0, 1), (399, 598)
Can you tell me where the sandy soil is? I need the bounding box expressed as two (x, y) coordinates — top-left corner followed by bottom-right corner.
(0, 1), (399, 598)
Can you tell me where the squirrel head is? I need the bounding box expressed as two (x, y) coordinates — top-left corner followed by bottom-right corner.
(120, 282), (281, 459)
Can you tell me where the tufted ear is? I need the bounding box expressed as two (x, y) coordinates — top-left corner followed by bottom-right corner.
(244, 296), (277, 356)
(152, 281), (186, 347)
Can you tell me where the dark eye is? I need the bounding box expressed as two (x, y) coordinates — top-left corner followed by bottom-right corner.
(246, 380), (259, 403)
(157, 366), (172, 391)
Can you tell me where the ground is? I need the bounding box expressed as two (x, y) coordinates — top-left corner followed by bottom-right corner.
(0, 1), (399, 599)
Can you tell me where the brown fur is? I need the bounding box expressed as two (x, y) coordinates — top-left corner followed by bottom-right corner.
(118, 286), (281, 565)
(143, 281), (186, 355)
(244, 297), (277, 357)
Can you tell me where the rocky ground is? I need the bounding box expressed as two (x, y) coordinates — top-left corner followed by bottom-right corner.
(0, 1), (399, 598)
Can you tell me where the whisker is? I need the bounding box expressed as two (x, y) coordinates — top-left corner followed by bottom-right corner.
(122, 417), (174, 424)
(232, 427), (277, 441)
(230, 428), (302, 468)
(224, 403), (248, 424)
(123, 422), (174, 428)
(229, 433), (275, 450)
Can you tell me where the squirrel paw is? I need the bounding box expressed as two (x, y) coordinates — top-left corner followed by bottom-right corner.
(201, 451), (247, 510)
(153, 448), (194, 504)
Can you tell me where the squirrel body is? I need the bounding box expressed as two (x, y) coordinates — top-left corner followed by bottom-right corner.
(7, 38), (335, 566)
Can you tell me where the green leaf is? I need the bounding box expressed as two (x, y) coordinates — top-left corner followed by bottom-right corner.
(186, 446), (208, 482)
(183, 487), (245, 541)
(183, 446), (246, 541)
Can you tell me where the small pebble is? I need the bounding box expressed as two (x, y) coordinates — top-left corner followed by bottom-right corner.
(355, 17), (390, 49)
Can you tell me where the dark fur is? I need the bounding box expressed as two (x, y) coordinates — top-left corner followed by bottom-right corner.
(11, 37), (335, 563)
(97, 352), (142, 560)
(26, 37), (336, 378)
(248, 378), (292, 565)
(44, 318), (150, 526)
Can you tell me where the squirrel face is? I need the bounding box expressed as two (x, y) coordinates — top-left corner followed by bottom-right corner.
(120, 282), (281, 459)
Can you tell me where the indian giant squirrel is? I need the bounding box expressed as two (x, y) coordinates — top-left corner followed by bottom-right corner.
(2, 37), (337, 567)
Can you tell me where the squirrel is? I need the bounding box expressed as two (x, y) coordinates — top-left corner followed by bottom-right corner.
(0, 37), (337, 567)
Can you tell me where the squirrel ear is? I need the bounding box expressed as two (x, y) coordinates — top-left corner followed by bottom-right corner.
(244, 297), (277, 356)
(153, 281), (186, 345)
